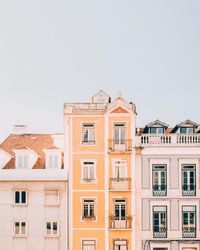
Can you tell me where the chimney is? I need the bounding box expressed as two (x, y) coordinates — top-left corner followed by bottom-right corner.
(13, 125), (28, 135)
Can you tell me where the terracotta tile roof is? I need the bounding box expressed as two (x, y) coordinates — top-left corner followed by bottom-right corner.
(0, 134), (64, 169)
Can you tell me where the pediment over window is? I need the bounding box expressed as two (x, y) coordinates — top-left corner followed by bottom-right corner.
(144, 120), (169, 134)
(172, 119), (199, 133)
(111, 107), (129, 113)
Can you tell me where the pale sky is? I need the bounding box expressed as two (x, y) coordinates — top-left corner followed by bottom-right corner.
(0, 0), (200, 141)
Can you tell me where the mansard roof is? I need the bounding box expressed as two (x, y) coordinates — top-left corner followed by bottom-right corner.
(145, 119), (169, 128)
(0, 134), (63, 169)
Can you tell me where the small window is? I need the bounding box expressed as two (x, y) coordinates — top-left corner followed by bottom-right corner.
(82, 123), (95, 144)
(82, 161), (96, 182)
(82, 199), (95, 220)
(153, 206), (167, 238)
(14, 221), (27, 236)
(180, 127), (194, 134)
(82, 240), (96, 250)
(46, 222), (59, 236)
(149, 127), (164, 134)
(114, 240), (127, 250)
(45, 190), (59, 206)
(14, 190), (27, 205)
(46, 153), (60, 168)
(16, 155), (29, 168)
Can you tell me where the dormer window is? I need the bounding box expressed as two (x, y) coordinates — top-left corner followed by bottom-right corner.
(45, 150), (61, 169)
(149, 127), (164, 134)
(180, 127), (194, 134)
(16, 154), (29, 168)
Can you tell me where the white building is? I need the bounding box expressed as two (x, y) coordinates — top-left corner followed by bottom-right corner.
(0, 127), (67, 250)
(135, 119), (200, 250)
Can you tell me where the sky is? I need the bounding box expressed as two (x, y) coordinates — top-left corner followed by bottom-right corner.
(0, 0), (200, 141)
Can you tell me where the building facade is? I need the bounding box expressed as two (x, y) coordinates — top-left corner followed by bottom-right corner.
(64, 90), (136, 250)
(0, 91), (200, 250)
(135, 119), (200, 250)
(0, 130), (67, 250)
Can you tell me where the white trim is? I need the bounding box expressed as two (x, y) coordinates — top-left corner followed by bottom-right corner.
(12, 189), (28, 206)
(80, 196), (97, 222)
(13, 221), (27, 237)
(80, 159), (97, 184)
(81, 238), (97, 250)
(80, 121), (97, 146)
(45, 221), (59, 237)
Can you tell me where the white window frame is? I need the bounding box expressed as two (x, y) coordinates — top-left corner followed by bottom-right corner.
(13, 221), (27, 237)
(81, 197), (97, 222)
(45, 150), (61, 169)
(13, 190), (27, 206)
(82, 123), (96, 145)
(16, 154), (29, 168)
(45, 221), (59, 237)
(81, 159), (97, 183)
(112, 159), (127, 179)
(114, 240), (127, 250)
(81, 238), (96, 250)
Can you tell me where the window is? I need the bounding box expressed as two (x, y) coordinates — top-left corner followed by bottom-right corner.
(114, 124), (126, 145)
(46, 222), (58, 236)
(82, 161), (96, 182)
(45, 190), (59, 206)
(112, 159), (127, 179)
(82, 124), (95, 144)
(14, 221), (27, 236)
(82, 240), (96, 250)
(82, 199), (95, 220)
(153, 206), (167, 238)
(114, 199), (126, 220)
(180, 127), (194, 134)
(46, 153), (59, 168)
(152, 165), (167, 196)
(114, 240), (127, 250)
(14, 190), (27, 205)
(182, 206), (196, 238)
(153, 248), (167, 250)
(182, 165), (196, 196)
(149, 127), (164, 134)
(16, 154), (29, 168)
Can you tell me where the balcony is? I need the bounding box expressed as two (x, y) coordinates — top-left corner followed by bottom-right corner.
(109, 216), (132, 229)
(182, 185), (196, 196)
(182, 226), (196, 238)
(153, 227), (167, 238)
(153, 185), (167, 196)
(108, 140), (132, 153)
(137, 134), (200, 146)
(109, 178), (131, 191)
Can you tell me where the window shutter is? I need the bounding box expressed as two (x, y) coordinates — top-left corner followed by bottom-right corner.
(49, 155), (53, 168)
(24, 155), (28, 168)
(54, 154), (58, 168)
(83, 166), (88, 179)
(18, 155), (22, 168)
(90, 166), (94, 179)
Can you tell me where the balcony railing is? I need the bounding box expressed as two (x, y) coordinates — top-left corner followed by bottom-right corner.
(153, 185), (167, 196)
(108, 139), (132, 152)
(138, 134), (200, 146)
(109, 178), (131, 191)
(182, 185), (196, 196)
(182, 226), (196, 238)
(153, 227), (167, 238)
(109, 216), (132, 229)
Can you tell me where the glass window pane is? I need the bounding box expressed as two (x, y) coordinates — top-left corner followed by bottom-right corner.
(15, 191), (20, 203)
(21, 191), (26, 203)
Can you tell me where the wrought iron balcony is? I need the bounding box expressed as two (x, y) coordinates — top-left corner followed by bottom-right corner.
(82, 215), (96, 220)
(153, 227), (167, 238)
(182, 185), (196, 196)
(109, 178), (131, 191)
(109, 216), (132, 229)
(182, 226), (196, 238)
(108, 139), (132, 152)
(153, 185), (167, 196)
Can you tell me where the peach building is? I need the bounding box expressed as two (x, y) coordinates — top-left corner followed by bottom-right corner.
(64, 90), (136, 250)
(0, 127), (67, 250)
